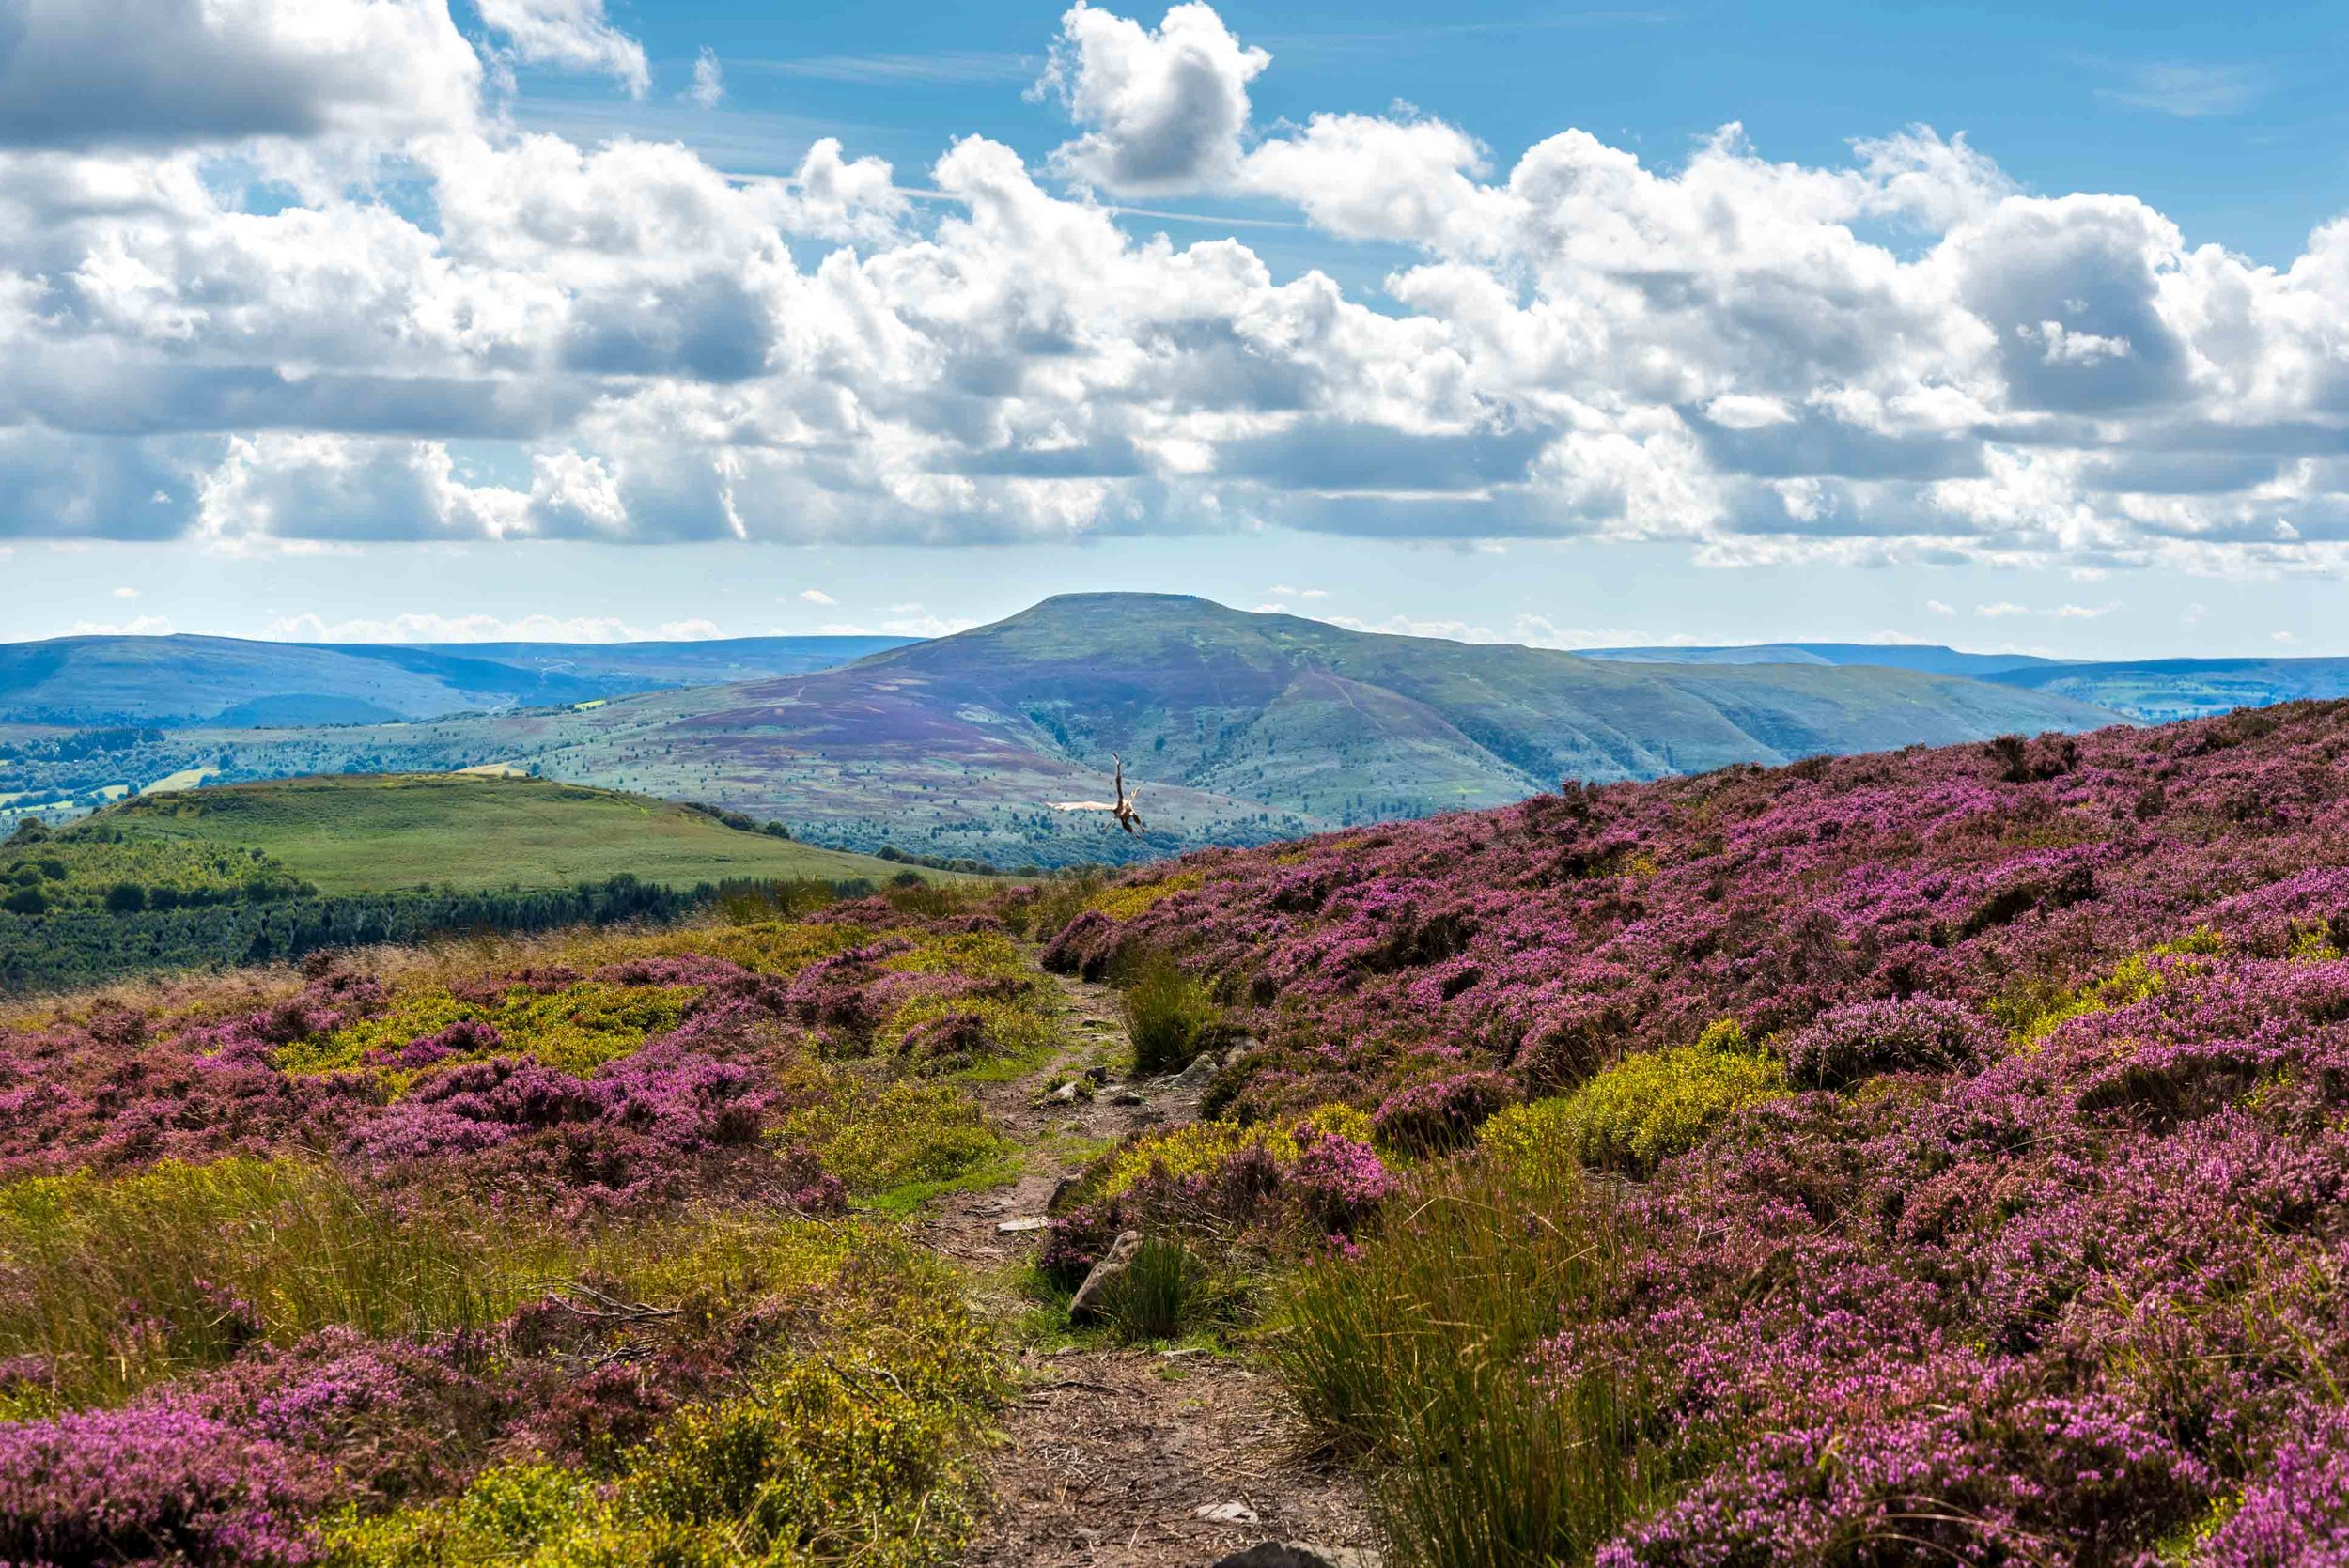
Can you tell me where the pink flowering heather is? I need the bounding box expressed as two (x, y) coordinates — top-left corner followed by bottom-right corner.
(1050, 701), (2349, 1560)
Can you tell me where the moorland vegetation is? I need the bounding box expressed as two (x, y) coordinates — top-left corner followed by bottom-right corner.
(1039, 699), (2349, 1563)
(8, 701), (2349, 1563)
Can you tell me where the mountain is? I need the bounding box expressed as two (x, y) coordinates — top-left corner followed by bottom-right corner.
(0, 597), (2136, 861)
(1579, 642), (2059, 677)
(0, 634), (912, 726)
(1983, 657), (2349, 722)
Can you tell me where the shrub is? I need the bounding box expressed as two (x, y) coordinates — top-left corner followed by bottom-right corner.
(1121, 951), (1218, 1076)
(328, 1249), (1002, 1568)
(1371, 1070), (1519, 1155)
(0, 1405), (334, 1567)
(1493, 1024), (1787, 1177)
(1782, 996), (1997, 1088)
(771, 1069), (1008, 1197)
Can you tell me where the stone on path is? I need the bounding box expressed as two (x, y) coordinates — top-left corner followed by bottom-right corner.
(1208, 1546), (1364, 1568)
(1066, 1229), (1143, 1323)
(996, 1217), (1049, 1234)
(1194, 1501), (1261, 1525)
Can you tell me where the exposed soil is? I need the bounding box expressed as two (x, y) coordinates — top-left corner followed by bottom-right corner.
(937, 971), (1380, 1568)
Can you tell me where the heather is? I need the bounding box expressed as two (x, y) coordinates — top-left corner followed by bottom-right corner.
(0, 886), (1040, 1563)
(1040, 702), (2349, 1563)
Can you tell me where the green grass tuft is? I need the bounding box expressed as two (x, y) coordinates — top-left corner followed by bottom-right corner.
(1119, 952), (1217, 1076)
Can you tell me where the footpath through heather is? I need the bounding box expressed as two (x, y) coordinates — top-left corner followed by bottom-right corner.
(930, 969), (1378, 1568)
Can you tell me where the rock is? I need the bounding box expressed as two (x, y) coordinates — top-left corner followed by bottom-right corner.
(1047, 1079), (1081, 1103)
(995, 1217), (1049, 1234)
(1193, 1501), (1261, 1526)
(1209, 1547), (1358, 1568)
(1083, 1064), (1112, 1084)
(1110, 1090), (1145, 1107)
(1175, 1051), (1221, 1086)
(1066, 1229), (1143, 1323)
(1047, 1174), (1084, 1212)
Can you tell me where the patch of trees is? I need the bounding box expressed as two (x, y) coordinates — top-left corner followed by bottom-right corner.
(0, 872), (894, 996)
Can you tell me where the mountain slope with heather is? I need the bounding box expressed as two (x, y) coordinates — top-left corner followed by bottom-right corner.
(4, 598), (2127, 861)
(1033, 699), (2349, 1562)
(453, 595), (2129, 863)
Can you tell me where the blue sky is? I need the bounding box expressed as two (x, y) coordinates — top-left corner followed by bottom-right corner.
(2, 0), (2346, 658)
(557, 0), (2348, 265)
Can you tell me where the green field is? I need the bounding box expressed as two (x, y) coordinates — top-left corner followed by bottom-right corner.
(101, 774), (966, 894)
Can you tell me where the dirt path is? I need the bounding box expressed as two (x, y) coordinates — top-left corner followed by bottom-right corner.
(935, 971), (1380, 1568)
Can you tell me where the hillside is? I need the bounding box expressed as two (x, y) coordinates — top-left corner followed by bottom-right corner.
(1033, 698), (2349, 1562)
(8, 597), (2127, 863)
(517, 595), (2129, 861)
(100, 773), (962, 894)
(0, 633), (910, 726)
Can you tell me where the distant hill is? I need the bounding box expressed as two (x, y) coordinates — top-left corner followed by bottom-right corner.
(128, 596), (2120, 866)
(1579, 642), (2058, 677)
(0, 634), (912, 726)
(1982, 658), (2349, 722)
(5, 598), (2166, 863)
(1579, 641), (2349, 722)
(101, 774), (968, 894)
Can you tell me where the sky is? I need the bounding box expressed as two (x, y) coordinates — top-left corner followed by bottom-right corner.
(2, 0), (2347, 658)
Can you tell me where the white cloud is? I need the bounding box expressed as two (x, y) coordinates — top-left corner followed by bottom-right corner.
(1976, 602), (2030, 618)
(1040, 1), (1268, 194)
(112, 585), (138, 598)
(817, 615), (972, 638)
(2273, 629), (2297, 644)
(0, 0), (482, 149)
(270, 611), (661, 643)
(889, 600), (924, 612)
(799, 588), (837, 605)
(2096, 62), (2266, 119)
(70, 614), (174, 635)
(2052, 601), (2119, 618)
(0, 1), (2340, 585)
(687, 48), (725, 109)
(658, 617), (723, 639)
(476, 0), (649, 97)
(1926, 599), (1955, 615)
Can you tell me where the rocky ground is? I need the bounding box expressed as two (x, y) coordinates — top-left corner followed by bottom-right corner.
(934, 972), (1379, 1568)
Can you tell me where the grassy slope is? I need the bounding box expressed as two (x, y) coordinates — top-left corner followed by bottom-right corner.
(101, 774), (963, 893)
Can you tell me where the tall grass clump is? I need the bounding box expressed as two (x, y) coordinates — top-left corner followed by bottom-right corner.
(1097, 1234), (1254, 1344)
(1269, 1157), (1661, 1568)
(1120, 950), (1217, 1075)
(0, 1159), (858, 1410)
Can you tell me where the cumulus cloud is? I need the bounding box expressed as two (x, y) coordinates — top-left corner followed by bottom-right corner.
(70, 614), (175, 635)
(0, 1), (2343, 582)
(1039, 1), (1268, 194)
(799, 589), (837, 604)
(687, 47), (725, 108)
(475, 0), (648, 97)
(269, 611), (673, 643)
(0, 0), (482, 147)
